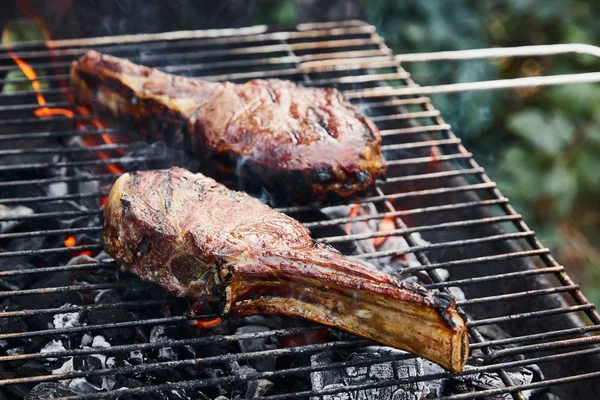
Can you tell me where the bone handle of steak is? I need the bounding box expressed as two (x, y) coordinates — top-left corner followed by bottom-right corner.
(193, 254), (469, 373)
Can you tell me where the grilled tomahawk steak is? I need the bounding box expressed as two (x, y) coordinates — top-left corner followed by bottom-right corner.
(103, 168), (468, 372)
(71, 51), (386, 203)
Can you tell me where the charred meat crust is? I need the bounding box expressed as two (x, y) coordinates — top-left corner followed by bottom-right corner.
(71, 51), (386, 203)
(103, 168), (469, 372)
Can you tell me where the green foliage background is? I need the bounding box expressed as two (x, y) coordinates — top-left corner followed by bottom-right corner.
(258, 0), (600, 302)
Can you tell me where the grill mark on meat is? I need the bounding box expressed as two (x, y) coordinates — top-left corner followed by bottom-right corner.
(103, 168), (469, 373)
(71, 51), (386, 203)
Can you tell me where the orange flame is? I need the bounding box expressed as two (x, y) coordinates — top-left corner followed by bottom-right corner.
(191, 317), (222, 329)
(372, 216), (396, 248)
(2, 20), (124, 178)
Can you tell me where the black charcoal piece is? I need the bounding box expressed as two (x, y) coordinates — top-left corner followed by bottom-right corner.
(24, 382), (79, 399)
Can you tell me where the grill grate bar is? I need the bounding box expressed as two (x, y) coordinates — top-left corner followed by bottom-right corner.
(0, 173), (118, 189)
(0, 298), (176, 319)
(0, 315), (195, 340)
(0, 209), (101, 223)
(456, 285), (579, 306)
(471, 324), (600, 350)
(303, 198), (507, 228)
(0, 37), (382, 72)
(379, 124), (452, 136)
(0, 22), (371, 54)
(470, 304), (595, 327)
(0, 244), (101, 259)
(380, 137), (461, 151)
(0, 128), (117, 141)
(356, 231), (535, 259)
(0, 101), (70, 112)
(487, 334), (600, 362)
(319, 214), (521, 244)
(0, 261), (115, 277)
(276, 183), (498, 214)
(0, 156), (158, 172)
(0, 281), (117, 298)
(0, 192), (106, 205)
(401, 249), (551, 273)
(0, 225), (101, 240)
(424, 266), (565, 289)
(0, 143), (129, 156)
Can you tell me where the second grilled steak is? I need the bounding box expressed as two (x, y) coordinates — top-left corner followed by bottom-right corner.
(71, 51), (386, 203)
(103, 168), (469, 372)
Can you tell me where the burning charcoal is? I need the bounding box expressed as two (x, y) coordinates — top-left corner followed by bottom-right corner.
(72, 353), (112, 389)
(0, 204), (33, 232)
(40, 339), (67, 361)
(92, 335), (111, 348)
(14, 273), (83, 331)
(229, 362), (260, 398)
(68, 378), (103, 393)
(236, 325), (277, 371)
(129, 350), (145, 365)
(0, 299), (27, 335)
(448, 368), (535, 399)
(319, 203), (425, 280)
(87, 290), (133, 342)
(420, 359), (448, 398)
(0, 255), (34, 291)
(310, 347), (429, 400)
(150, 325), (178, 361)
(67, 254), (98, 266)
(24, 382), (79, 399)
(245, 379), (273, 398)
(80, 333), (93, 347)
(52, 357), (74, 374)
(53, 304), (83, 329)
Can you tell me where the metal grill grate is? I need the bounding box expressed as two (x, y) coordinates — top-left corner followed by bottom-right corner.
(1, 20), (599, 400)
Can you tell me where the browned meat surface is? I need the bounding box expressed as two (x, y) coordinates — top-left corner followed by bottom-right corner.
(103, 168), (469, 372)
(71, 51), (386, 203)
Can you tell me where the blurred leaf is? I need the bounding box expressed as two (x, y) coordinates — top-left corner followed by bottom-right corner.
(574, 147), (600, 193)
(586, 121), (600, 145)
(1, 19), (46, 43)
(542, 162), (577, 216)
(2, 70), (49, 93)
(2, 18), (50, 94)
(547, 84), (600, 115)
(497, 146), (543, 204)
(507, 109), (575, 155)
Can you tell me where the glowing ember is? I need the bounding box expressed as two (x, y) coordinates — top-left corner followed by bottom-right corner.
(64, 236), (76, 248)
(190, 317), (222, 329)
(64, 236), (92, 257)
(372, 216), (396, 248)
(345, 204), (361, 235)
(282, 329), (330, 347)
